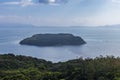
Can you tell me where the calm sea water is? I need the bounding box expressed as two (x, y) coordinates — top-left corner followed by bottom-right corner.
(0, 26), (120, 62)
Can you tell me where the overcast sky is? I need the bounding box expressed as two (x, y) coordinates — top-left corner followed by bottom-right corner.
(0, 0), (120, 26)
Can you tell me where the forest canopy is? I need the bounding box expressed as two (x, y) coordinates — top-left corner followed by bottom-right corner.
(0, 54), (120, 80)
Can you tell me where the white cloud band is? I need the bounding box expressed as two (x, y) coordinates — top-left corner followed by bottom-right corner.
(0, 0), (69, 6)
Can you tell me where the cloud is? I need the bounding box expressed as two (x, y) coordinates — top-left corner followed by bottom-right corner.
(21, 0), (34, 6)
(1, 0), (34, 6)
(112, 0), (120, 3)
(1, 0), (120, 7)
(111, 0), (120, 5)
(2, 2), (20, 5)
(38, 0), (68, 5)
(0, 15), (88, 26)
(0, 0), (69, 6)
(38, 0), (69, 5)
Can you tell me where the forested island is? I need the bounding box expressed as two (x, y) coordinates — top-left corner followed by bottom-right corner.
(20, 33), (86, 46)
(0, 54), (120, 80)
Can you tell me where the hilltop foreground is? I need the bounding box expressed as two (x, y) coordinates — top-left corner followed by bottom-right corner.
(0, 54), (120, 80)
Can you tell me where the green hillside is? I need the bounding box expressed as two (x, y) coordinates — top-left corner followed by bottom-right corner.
(0, 54), (120, 80)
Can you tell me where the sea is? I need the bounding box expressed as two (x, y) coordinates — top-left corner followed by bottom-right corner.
(0, 25), (120, 62)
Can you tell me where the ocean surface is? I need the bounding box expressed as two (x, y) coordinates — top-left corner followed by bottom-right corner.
(0, 26), (120, 62)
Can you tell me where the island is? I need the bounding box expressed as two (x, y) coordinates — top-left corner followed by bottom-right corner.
(20, 33), (86, 46)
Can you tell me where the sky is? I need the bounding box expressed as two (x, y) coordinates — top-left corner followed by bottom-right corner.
(0, 0), (120, 26)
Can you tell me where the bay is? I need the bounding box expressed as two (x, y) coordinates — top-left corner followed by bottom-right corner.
(0, 26), (120, 62)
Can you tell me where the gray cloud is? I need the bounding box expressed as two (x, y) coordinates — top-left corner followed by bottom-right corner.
(38, 0), (68, 4)
(0, 0), (69, 6)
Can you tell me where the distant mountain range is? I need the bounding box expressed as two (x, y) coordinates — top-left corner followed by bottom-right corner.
(0, 22), (120, 28)
(102, 24), (120, 28)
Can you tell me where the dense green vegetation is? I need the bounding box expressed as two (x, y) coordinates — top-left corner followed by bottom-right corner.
(1, 54), (120, 80)
(20, 33), (86, 46)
